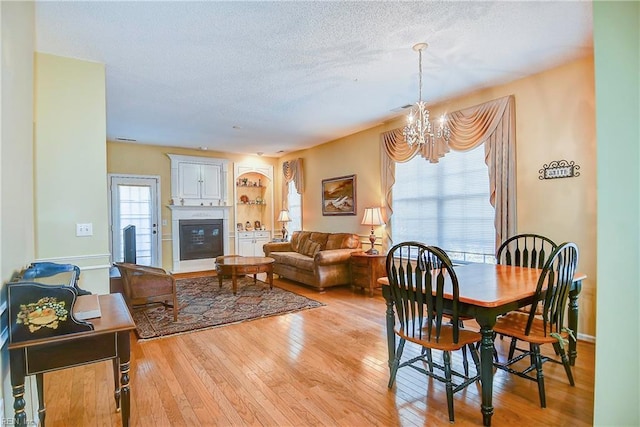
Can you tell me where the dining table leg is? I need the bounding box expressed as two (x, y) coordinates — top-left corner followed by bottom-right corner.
(476, 315), (498, 427)
(568, 279), (582, 366)
(382, 285), (396, 370)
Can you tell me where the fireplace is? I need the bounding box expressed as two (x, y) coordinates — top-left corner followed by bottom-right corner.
(179, 219), (223, 261)
(169, 205), (230, 273)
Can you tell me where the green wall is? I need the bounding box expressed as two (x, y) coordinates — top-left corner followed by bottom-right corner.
(593, 1), (640, 424)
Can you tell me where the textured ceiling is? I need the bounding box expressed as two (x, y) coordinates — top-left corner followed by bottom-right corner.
(35, 1), (593, 157)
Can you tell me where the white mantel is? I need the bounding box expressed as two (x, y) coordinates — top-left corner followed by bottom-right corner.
(169, 205), (231, 273)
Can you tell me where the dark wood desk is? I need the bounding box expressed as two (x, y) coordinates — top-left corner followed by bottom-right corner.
(8, 293), (136, 426)
(379, 263), (585, 426)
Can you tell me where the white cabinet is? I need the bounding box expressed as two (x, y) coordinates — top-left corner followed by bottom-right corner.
(168, 154), (228, 206)
(237, 231), (270, 257)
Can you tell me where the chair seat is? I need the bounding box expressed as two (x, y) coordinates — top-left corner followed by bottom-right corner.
(397, 324), (481, 351)
(493, 312), (569, 345)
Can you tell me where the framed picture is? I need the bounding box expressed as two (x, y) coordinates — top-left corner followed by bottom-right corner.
(322, 174), (356, 216)
(254, 220), (261, 230)
(236, 223), (243, 232)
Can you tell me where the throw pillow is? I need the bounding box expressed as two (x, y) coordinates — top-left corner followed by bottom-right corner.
(303, 241), (321, 258)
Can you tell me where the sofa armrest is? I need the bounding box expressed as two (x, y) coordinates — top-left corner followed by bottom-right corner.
(315, 248), (359, 266)
(263, 241), (292, 255)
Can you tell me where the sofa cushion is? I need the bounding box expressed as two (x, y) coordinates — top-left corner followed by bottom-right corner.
(269, 251), (314, 271)
(308, 232), (329, 250)
(326, 233), (361, 250)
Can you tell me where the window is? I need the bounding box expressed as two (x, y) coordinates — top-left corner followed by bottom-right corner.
(287, 180), (302, 233)
(391, 145), (495, 263)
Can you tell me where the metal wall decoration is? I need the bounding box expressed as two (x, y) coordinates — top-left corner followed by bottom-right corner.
(539, 160), (580, 180)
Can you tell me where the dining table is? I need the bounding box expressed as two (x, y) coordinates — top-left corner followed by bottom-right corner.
(378, 262), (586, 426)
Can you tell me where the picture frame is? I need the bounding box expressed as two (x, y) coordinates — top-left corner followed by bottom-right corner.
(254, 220), (261, 230)
(236, 223), (243, 232)
(322, 174), (356, 216)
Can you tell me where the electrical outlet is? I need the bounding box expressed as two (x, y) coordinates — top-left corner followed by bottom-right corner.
(162, 219), (167, 226)
(76, 223), (93, 237)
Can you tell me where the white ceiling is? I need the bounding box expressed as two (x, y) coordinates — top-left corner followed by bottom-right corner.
(35, 1), (593, 157)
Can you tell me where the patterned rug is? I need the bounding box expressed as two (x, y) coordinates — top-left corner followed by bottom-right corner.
(132, 276), (324, 340)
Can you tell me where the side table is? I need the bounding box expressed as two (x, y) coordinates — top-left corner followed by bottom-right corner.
(350, 252), (386, 297)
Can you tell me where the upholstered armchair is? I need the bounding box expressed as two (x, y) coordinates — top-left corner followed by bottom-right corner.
(114, 263), (178, 321)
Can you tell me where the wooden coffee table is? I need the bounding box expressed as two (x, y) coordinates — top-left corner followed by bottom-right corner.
(215, 255), (275, 295)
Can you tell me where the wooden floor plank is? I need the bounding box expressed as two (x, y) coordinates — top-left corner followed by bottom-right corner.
(39, 276), (594, 426)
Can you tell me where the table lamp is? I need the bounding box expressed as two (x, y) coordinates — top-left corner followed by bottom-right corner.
(278, 209), (292, 241)
(361, 207), (384, 254)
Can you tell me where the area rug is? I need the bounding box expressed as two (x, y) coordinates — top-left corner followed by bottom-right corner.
(131, 276), (324, 340)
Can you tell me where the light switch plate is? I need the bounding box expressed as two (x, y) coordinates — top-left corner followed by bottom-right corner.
(76, 223), (93, 237)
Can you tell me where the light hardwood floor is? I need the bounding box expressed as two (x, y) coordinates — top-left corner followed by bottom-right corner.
(42, 276), (594, 426)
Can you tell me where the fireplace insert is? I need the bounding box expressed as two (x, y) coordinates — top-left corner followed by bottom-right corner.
(179, 219), (224, 261)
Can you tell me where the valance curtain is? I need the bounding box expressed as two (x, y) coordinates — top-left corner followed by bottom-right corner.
(282, 158), (304, 210)
(380, 95), (516, 253)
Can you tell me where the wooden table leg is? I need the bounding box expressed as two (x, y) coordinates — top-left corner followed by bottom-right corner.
(10, 350), (28, 426)
(232, 268), (238, 295)
(112, 358), (121, 411)
(477, 317), (497, 426)
(36, 373), (45, 426)
(267, 268), (273, 290)
(118, 331), (131, 427)
(382, 286), (396, 371)
(568, 279), (582, 365)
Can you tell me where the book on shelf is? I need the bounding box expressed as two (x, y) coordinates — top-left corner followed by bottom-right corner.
(73, 294), (102, 320)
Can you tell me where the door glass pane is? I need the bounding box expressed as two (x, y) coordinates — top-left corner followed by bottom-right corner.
(118, 185), (152, 265)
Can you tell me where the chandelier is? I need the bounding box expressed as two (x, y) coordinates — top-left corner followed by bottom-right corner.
(403, 43), (451, 147)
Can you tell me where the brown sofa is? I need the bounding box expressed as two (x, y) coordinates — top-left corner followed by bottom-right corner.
(263, 231), (362, 291)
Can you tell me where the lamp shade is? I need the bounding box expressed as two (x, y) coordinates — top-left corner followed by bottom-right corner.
(278, 210), (291, 222)
(361, 207), (384, 226)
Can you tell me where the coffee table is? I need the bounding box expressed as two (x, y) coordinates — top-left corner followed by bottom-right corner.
(215, 255), (275, 295)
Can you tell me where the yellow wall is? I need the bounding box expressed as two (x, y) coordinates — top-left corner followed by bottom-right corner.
(280, 56), (597, 338)
(1, 1), (38, 420)
(593, 1), (639, 424)
(106, 142), (278, 270)
(34, 53), (110, 294)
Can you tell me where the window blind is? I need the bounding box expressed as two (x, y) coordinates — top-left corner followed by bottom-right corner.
(287, 180), (302, 233)
(391, 145), (495, 263)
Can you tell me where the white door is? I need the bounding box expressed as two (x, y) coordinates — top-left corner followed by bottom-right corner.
(109, 175), (162, 266)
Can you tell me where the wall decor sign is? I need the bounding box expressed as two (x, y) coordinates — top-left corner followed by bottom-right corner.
(539, 160), (580, 180)
(322, 174), (357, 216)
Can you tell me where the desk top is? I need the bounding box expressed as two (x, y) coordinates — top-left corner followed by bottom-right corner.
(8, 293), (135, 350)
(378, 263), (586, 308)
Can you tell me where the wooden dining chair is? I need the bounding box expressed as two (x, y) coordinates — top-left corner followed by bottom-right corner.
(386, 242), (481, 423)
(492, 242), (579, 408)
(496, 233), (558, 359)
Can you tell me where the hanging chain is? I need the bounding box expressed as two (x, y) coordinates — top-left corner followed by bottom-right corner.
(418, 48), (423, 103)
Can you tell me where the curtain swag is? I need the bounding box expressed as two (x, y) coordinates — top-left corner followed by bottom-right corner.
(282, 158), (304, 210)
(380, 95), (516, 252)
